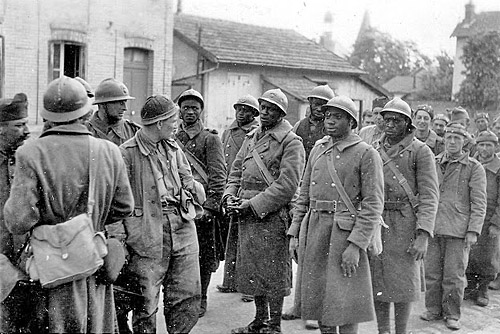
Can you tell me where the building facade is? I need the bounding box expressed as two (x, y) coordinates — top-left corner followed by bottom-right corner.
(0, 0), (174, 124)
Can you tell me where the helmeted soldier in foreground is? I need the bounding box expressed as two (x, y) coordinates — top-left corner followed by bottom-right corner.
(224, 88), (305, 334)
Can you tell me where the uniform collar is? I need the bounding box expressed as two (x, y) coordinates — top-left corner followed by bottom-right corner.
(482, 154), (500, 173)
(89, 111), (127, 139)
(39, 123), (92, 137)
(227, 118), (259, 131)
(248, 119), (293, 143)
(136, 129), (178, 157)
(316, 133), (362, 152)
(436, 150), (470, 165)
(180, 119), (204, 139)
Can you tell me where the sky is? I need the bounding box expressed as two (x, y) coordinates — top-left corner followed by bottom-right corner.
(177, 0), (500, 58)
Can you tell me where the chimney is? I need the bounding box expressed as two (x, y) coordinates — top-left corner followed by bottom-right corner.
(177, 0), (183, 14)
(464, 1), (475, 23)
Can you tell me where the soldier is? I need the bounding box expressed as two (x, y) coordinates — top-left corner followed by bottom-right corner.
(449, 106), (476, 155)
(217, 95), (259, 303)
(413, 104), (444, 155)
(0, 93), (44, 333)
(421, 123), (486, 331)
(289, 95), (384, 334)
(176, 89), (227, 317)
(465, 130), (500, 307)
(361, 109), (375, 128)
(282, 84), (334, 330)
(119, 95), (204, 333)
(4, 76), (134, 333)
(474, 112), (490, 137)
(359, 96), (389, 145)
(432, 114), (449, 138)
(371, 98), (439, 334)
(292, 85), (335, 160)
(87, 78), (140, 146)
(224, 88), (305, 334)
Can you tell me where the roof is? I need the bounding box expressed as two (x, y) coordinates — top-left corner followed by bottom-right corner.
(262, 75), (318, 101)
(382, 76), (415, 94)
(174, 14), (364, 75)
(451, 11), (500, 38)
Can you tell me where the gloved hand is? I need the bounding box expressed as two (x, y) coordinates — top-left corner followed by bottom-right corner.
(235, 199), (254, 217)
(407, 230), (429, 261)
(202, 208), (218, 222)
(464, 231), (477, 249)
(289, 237), (299, 263)
(341, 243), (360, 278)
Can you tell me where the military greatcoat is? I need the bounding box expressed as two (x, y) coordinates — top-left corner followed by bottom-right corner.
(224, 119), (305, 296)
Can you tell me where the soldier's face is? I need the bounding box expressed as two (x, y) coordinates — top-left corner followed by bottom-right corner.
(493, 122), (500, 138)
(324, 108), (351, 139)
(383, 112), (408, 140)
(373, 107), (385, 129)
(235, 105), (255, 126)
(259, 101), (283, 128)
(180, 99), (202, 126)
(475, 118), (489, 132)
(444, 132), (465, 156)
(104, 100), (127, 123)
(433, 119), (447, 136)
(309, 97), (327, 121)
(414, 110), (431, 132)
(477, 141), (496, 160)
(159, 114), (178, 140)
(0, 118), (30, 152)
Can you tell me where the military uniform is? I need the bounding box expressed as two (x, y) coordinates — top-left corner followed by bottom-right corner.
(87, 112), (141, 146)
(425, 150), (487, 321)
(176, 119), (226, 311)
(220, 119), (259, 291)
(292, 117), (325, 160)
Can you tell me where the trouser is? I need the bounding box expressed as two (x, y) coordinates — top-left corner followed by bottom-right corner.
(424, 236), (469, 320)
(0, 281), (47, 333)
(221, 215), (238, 289)
(128, 210), (201, 334)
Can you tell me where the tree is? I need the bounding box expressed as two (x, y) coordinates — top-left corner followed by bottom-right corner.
(456, 31), (500, 111)
(349, 27), (431, 84)
(416, 52), (454, 101)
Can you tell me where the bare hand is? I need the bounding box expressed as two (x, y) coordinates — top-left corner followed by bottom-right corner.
(341, 243), (360, 277)
(465, 232), (477, 249)
(407, 232), (429, 261)
(289, 237), (299, 263)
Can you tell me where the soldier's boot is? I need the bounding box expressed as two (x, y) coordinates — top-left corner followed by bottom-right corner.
(199, 271), (212, 317)
(477, 280), (490, 307)
(231, 295), (269, 334)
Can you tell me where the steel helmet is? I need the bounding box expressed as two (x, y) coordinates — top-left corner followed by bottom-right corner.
(233, 94), (259, 116)
(307, 85), (335, 102)
(322, 95), (358, 129)
(258, 89), (288, 114)
(381, 97), (415, 129)
(93, 78), (135, 105)
(41, 76), (92, 122)
(177, 89), (205, 110)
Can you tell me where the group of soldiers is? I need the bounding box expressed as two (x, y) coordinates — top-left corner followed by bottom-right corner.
(0, 75), (499, 334)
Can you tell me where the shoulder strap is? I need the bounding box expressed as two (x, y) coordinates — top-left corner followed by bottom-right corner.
(88, 136), (97, 217)
(325, 149), (357, 215)
(251, 149), (274, 187)
(379, 148), (419, 209)
(175, 138), (209, 184)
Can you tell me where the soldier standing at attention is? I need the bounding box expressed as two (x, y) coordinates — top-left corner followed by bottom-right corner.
(176, 89), (227, 317)
(371, 98), (439, 334)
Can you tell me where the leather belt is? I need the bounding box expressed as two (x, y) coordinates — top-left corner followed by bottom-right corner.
(241, 180), (268, 191)
(309, 199), (348, 212)
(162, 201), (179, 214)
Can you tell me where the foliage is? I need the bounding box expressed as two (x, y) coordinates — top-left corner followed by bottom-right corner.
(456, 31), (500, 111)
(416, 52), (454, 101)
(349, 27), (431, 84)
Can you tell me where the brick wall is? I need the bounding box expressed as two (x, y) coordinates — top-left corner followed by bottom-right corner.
(0, 0), (174, 124)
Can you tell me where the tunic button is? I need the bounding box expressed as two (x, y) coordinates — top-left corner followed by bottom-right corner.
(336, 155), (340, 159)
(331, 183), (335, 187)
(225, 153), (229, 157)
(151, 185), (156, 190)
(151, 213), (156, 217)
(312, 181), (316, 185)
(227, 144), (230, 147)
(393, 176), (396, 179)
(400, 154), (404, 158)
(313, 209), (317, 212)
(151, 200), (155, 204)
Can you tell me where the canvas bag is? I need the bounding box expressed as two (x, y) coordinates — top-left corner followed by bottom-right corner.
(26, 137), (108, 288)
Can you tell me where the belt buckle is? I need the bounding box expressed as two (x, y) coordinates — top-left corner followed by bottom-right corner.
(332, 200), (337, 213)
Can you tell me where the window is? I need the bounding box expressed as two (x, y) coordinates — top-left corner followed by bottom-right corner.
(49, 41), (85, 80)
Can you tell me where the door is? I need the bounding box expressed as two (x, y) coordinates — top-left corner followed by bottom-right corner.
(123, 48), (150, 123)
